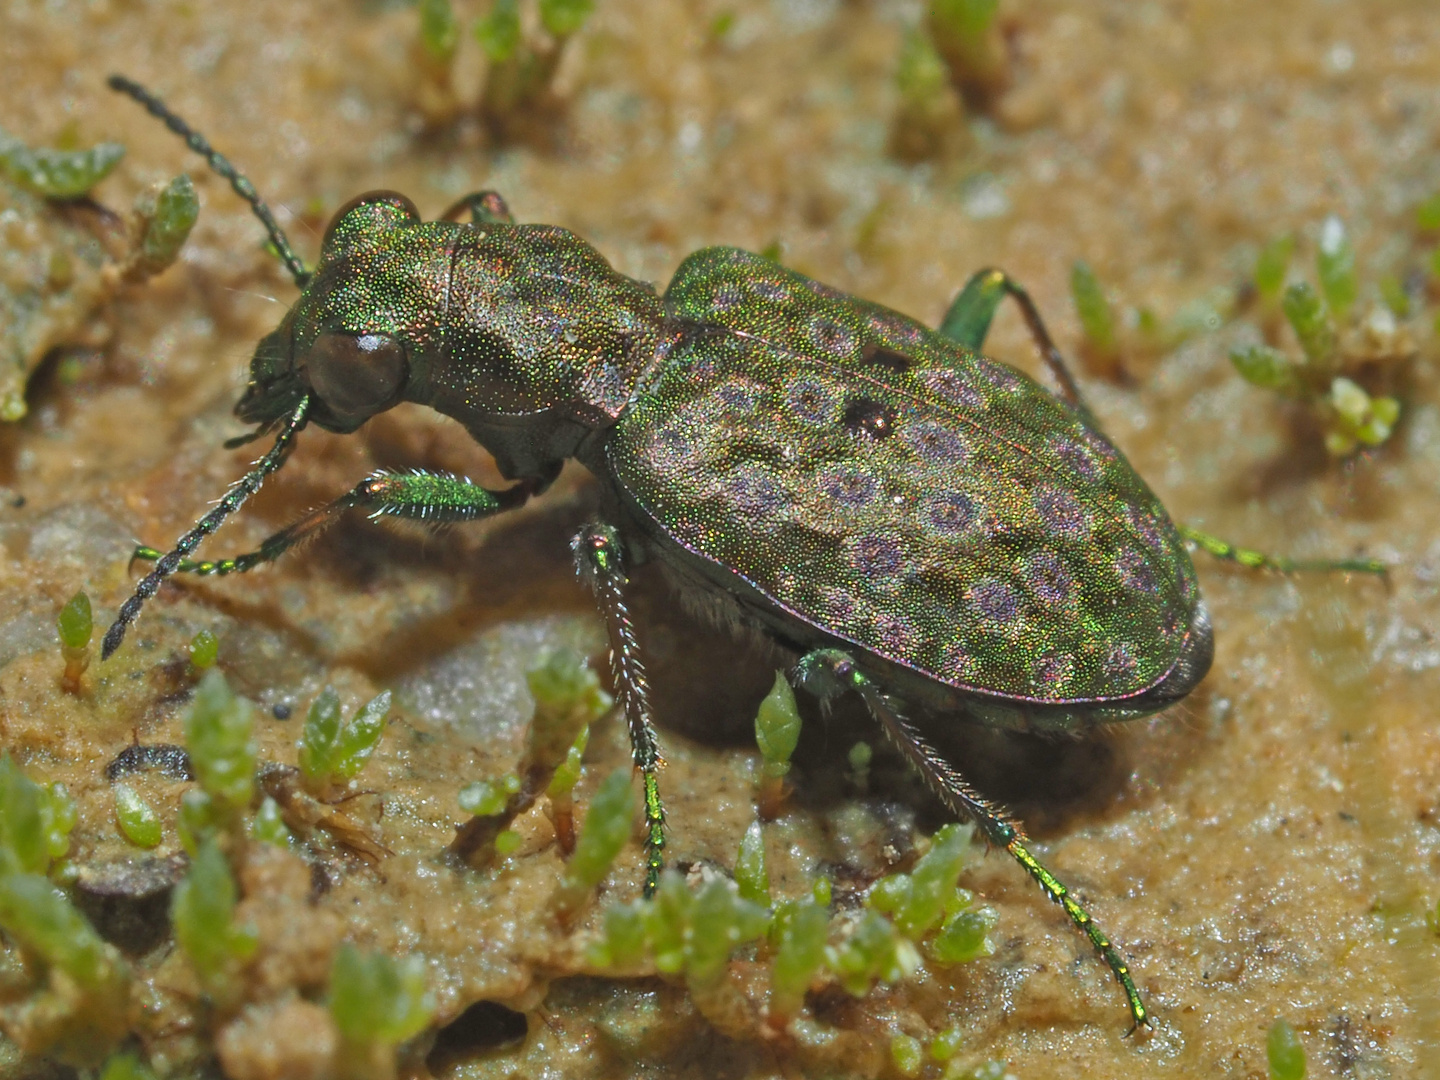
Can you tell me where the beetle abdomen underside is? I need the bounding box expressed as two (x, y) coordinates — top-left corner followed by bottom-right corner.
(608, 247), (1203, 708)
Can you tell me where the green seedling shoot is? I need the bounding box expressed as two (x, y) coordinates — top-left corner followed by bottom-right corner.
(99, 1053), (159, 1080)
(550, 767), (634, 923)
(124, 173), (199, 282)
(734, 821), (770, 907)
(1231, 217), (1408, 457)
(171, 838), (258, 1001)
(329, 943), (434, 1075)
(112, 783), (161, 848)
(57, 590), (92, 693)
(927, 0), (1006, 106)
(184, 670), (256, 828)
(0, 127), (124, 198)
(471, 0), (596, 135)
(250, 795), (293, 848)
(188, 628), (218, 670)
(891, 1033), (924, 1077)
(99, 78), (1389, 1031)
(452, 649), (608, 865)
(767, 899), (829, 1022)
(0, 873), (131, 1063)
(0, 754), (76, 877)
(754, 671), (801, 818)
(297, 686), (392, 795)
(891, 27), (963, 162)
(1267, 1018), (1307, 1080)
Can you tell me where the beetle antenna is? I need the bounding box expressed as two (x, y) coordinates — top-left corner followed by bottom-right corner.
(106, 74), (312, 289)
(101, 396), (311, 660)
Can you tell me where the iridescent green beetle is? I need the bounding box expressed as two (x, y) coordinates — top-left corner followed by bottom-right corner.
(102, 77), (1380, 1030)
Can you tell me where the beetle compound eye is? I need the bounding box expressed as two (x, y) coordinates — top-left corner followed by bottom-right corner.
(305, 331), (407, 419)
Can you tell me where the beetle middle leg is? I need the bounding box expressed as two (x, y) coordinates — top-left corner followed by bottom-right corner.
(937, 269), (1385, 577)
(130, 470), (537, 577)
(572, 522), (666, 898)
(792, 646), (1151, 1032)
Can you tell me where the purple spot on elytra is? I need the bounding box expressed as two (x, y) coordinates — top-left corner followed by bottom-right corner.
(1050, 434), (1101, 482)
(850, 534), (903, 575)
(927, 492), (980, 535)
(808, 315), (854, 356)
(920, 368), (986, 409)
(787, 378), (835, 424)
(904, 421), (969, 465)
(1023, 550), (1074, 605)
(818, 466), (877, 507)
(649, 425), (692, 460)
(1033, 651), (1075, 691)
(977, 359), (1025, 393)
(1116, 549), (1160, 595)
(970, 578), (1021, 624)
(726, 467), (786, 517)
(1034, 486), (1091, 540)
(711, 284), (744, 311)
(751, 279), (789, 302)
(715, 380), (761, 417)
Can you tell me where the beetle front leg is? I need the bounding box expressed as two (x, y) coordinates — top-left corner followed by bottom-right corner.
(439, 190), (515, 225)
(572, 523), (666, 897)
(130, 470), (536, 577)
(792, 647), (1151, 1032)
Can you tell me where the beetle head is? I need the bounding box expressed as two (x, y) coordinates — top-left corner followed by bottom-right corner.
(238, 191), (445, 433)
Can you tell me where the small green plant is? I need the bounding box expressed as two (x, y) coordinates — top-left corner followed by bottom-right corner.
(56, 590), (92, 693)
(249, 795), (293, 848)
(170, 838), (258, 1001)
(296, 686), (392, 796)
(124, 173), (199, 282)
(0, 127), (125, 198)
(754, 671), (800, 818)
(767, 898), (829, 1021)
(329, 944), (434, 1078)
(0, 873), (131, 1063)
(927, 0), (1006, 107)
(112, 783), (162, 849)
(186, 670), (256, 820)
(891, 27), (964, 162)
(891, 1033), (924, 1077)
(550, 767), (634, 922)
(0, 754), (77, 877)
(1267, 1019), (1307, 1080)
(734, 821), (770, 907)
(1231, 217), (1411, 457)
(187, 628), (218, 670)
(475, 0), (596, 135)
(98, 1053), (159, 1080)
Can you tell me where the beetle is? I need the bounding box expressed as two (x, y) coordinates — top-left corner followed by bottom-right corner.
(100, 75), (1380, 1030)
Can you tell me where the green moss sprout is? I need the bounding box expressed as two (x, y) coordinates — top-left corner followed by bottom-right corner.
(459, 773), (522, 816)
(891, 1033), (924, 1076)
(124, 174), (198, 282)
(0, 754), (76, 877)
(0, 873), (131, 1063)
(754, 671), (800, 817)
(927, 0), (1006, 107)
(171, 839), (257, 1002)
(249, 795), (293, 849)
(768, 899), (829, 1021)
(112, 783), (161, 849)
(56, 590), (91, 693)
(1231, 217), (1412, 457)
(419, 0), (459, 63)
(296, 686), (392, 795)
(329, 943), (434, 1078)
(734, 821), (770, 907)
(0, 128), (124, 198)
(1267, 1018), (1306, 1080)
(891, 27), (964, 162)
(550, 767), (634, 922)
(99, 1053), (159, 1080)
(185, 670), (256, 824)
(187, 628), (218, 671)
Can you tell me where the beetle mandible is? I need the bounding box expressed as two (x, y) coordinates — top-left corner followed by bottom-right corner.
(100, 75), (1380, 1030)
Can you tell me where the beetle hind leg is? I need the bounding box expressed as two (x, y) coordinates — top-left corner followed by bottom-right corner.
(792, 647), (1151, 1032)
(572, 523), (666, 897)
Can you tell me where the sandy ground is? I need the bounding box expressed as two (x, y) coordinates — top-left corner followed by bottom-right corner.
(0, 1), (1437, 1077)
